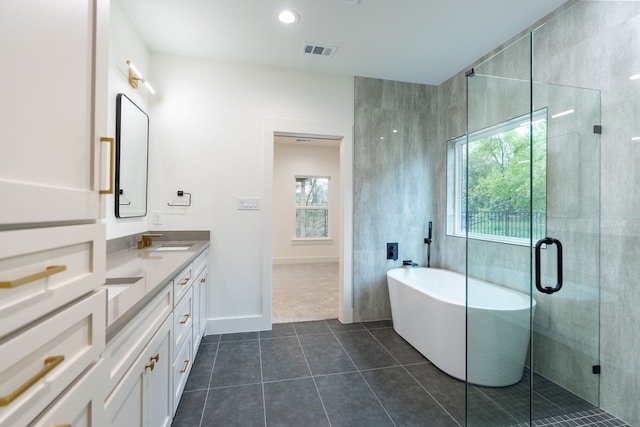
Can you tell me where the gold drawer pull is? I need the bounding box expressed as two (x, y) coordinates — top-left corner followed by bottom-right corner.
(0, 265), (67, 289)
(0, 355), (65, 406)
(150, 353), (159, 363)
(145, 361), (155, 371)
(179, 360), (190, 374)
(179, 314), (191, 324)
(179, 278), (190, 286)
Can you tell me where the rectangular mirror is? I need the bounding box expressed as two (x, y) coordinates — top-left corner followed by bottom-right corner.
(115, 93), (149, 218)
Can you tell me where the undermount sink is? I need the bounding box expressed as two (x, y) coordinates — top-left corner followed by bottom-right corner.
(150, 243), (193, 251)
(104, 277), (144, 300)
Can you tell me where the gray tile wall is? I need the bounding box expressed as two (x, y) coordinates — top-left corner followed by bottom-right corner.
(434, 1), (640, 424)
(353, 77), (438, 321)
(353, 3), (639, 422)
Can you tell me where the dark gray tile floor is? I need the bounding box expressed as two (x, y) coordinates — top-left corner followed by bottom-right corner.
(171, 320), (628, 427)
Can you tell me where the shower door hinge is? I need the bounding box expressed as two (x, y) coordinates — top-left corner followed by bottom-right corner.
(465, 68), (475, 77)
(592, 365), (601, 375)
(593, 125), (602, 134)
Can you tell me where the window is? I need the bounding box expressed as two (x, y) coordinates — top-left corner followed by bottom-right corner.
(295, 176), (329, 239)
(447, 110), (547, 245)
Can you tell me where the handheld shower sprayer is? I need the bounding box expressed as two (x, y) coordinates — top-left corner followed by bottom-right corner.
(424, 221), (433, 267)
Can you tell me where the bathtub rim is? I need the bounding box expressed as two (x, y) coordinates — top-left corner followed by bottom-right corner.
(386, 267), (537, 311)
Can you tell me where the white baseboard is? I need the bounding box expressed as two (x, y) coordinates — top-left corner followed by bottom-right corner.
(272, 256), (339, 265)
(205, 315), (271, 335)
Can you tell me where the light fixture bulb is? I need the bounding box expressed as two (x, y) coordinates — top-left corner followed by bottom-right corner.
(128, 61), (142, 78)
(278, 9), (298, 24)
(126, 60), (155, 95)
(144, 81), (156, 95)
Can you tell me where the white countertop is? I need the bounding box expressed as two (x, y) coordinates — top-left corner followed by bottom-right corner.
(104, 240), (209, 339)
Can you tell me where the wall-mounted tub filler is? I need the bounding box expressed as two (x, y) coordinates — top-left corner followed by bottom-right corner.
(424, 221), (433, 267)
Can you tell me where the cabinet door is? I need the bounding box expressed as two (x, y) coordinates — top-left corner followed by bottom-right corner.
(144, 317), (173, 427)
(193, 270), (208, 353)
(104, 367), (143, 427)
(0, 0), (109, 225)
(105, 315), (173, 427)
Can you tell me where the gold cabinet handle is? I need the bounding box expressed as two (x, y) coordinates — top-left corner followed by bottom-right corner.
(0, 265), (67, 289)
(99, 137), (115, 195)
(145, 353), (159, 371)
(0, 355), (65, 406)
(179, 314), (191, 324)
(179, 360), (190, 374)
(179, 278), (190, 286)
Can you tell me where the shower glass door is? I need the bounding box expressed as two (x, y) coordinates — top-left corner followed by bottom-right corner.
(465, 32), (601, 426)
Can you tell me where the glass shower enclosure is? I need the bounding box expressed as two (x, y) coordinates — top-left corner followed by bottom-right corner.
(465, 33), (601, 425)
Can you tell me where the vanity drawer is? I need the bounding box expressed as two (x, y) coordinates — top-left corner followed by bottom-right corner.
(104, 283), (173, 393)
(0, 290), (105, 427)
(0, 223), (106, 338)
(172, 332), (192, 413)
(174, 287), (193, 354)
(192, 249), (207, 278)
(30, 360), (106, 427)
(173, 264), (192, 307)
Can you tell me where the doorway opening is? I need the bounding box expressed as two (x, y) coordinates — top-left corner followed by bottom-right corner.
(272, 133), (342, 323)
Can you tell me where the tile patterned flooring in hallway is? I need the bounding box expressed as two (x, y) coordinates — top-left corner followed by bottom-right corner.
(171, 320), (630, 427)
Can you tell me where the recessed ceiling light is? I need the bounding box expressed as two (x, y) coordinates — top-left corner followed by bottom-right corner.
(630, 74), (640, 80)
(278, 9), (299, 24)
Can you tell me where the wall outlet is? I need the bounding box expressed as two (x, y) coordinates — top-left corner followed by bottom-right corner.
(387, 242), (398, 260)
(152, 210), (163, 225)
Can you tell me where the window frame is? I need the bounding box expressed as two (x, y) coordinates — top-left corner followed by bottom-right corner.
(294, 175), (330, 240)
(446, 110), (547, 246)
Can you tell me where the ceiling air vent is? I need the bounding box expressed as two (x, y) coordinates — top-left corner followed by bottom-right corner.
(303, 43), (337, 58)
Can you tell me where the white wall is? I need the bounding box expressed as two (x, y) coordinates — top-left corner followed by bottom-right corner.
(273, 142), (341, 264)
(104, 1), (151, 239)
(148, 54), (354, 332)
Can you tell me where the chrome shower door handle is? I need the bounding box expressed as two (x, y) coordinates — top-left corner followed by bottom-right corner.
(535, 237), (563, 295)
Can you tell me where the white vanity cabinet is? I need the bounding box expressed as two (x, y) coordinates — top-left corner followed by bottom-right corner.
(104, 247), (209, 425)
(0, 0), (110, 225)
(105, 315), (173, 427)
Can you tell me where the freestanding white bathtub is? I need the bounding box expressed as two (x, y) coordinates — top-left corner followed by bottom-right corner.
(387, 267), (535, 387)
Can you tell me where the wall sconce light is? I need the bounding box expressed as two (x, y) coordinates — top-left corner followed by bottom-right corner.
(126, 60), (156, 94)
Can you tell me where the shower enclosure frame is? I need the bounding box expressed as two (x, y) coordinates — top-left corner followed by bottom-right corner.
(464, 31), (601, 426)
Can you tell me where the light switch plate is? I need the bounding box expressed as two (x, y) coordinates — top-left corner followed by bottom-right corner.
(238, 197), (260, 210)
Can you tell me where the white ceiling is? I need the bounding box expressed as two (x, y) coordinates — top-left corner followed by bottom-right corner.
(117, 0), (568, 86)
